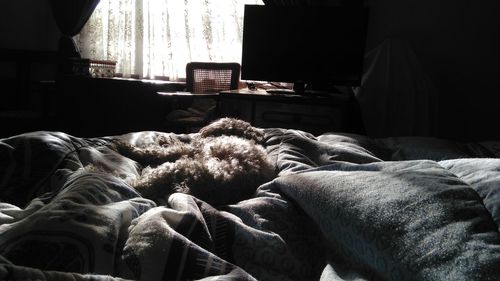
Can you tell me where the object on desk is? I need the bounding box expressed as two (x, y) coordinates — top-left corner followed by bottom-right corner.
(89, 60), (116, 78)
(153, 75), (170, 81)
(166, 62), (241, 133)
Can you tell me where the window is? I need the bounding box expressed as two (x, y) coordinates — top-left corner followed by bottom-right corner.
(77, 0), (263, 80)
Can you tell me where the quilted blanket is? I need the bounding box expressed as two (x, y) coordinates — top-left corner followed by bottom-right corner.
(1, 128), (500, 281)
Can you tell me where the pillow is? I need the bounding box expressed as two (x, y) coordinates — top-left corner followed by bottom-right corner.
(272, 160), (500, 280)
(440, 158), (500, 232)
(376, 136), (469, 161)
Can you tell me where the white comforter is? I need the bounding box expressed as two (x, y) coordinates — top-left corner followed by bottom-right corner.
(1, 129), (500, 280)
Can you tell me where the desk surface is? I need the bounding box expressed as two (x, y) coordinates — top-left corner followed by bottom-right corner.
(156, 88), (351, 104)
(219, 89), (351, 103)
(157, 91), (219, 97)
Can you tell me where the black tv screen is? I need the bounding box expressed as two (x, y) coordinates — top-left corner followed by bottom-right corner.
(241, 5), (369, 90)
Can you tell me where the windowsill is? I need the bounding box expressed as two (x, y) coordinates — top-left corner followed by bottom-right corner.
(109, 76), (186, 86)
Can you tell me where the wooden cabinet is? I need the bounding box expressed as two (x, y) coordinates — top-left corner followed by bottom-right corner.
(54, 76), (186, 137)
(218, 89), (359, 135)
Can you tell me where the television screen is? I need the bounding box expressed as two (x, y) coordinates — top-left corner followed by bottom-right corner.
(241, 5), (369, 92)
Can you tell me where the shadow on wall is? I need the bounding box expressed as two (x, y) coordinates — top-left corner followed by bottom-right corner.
(354, 38), (439, 138)
(363, 0), (500, 141)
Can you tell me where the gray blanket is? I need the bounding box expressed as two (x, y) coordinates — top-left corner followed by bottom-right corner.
(1, 129), (500, 280)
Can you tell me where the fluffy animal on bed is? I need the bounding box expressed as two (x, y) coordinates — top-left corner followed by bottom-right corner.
(115, 118), (276, 206)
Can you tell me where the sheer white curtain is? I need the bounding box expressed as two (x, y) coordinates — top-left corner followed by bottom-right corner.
(77, 0), (263, 80)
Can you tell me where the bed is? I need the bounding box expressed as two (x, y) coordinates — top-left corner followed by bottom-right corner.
(2, 123), (500, 281)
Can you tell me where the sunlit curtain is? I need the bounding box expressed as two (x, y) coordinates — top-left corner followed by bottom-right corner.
(77, 0), (263, 80)
(50, 0), (100, 58)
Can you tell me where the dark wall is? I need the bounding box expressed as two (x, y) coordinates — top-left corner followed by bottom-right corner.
(365, 0), (500, 140)
(0, 0), (59, 51)
(0, 0), (60, 110)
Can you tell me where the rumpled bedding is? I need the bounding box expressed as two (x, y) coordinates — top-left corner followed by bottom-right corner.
(2, 128), (500, 280)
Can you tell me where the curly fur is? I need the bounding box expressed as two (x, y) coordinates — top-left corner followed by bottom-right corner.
(115, 118), (275, 206)
(199, 117), (266, 144)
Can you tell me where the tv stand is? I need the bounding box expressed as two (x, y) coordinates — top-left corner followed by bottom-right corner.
(218, 89), (357, 135)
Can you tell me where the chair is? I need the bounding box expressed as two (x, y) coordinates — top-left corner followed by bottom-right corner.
(166, 62), (241, 132)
